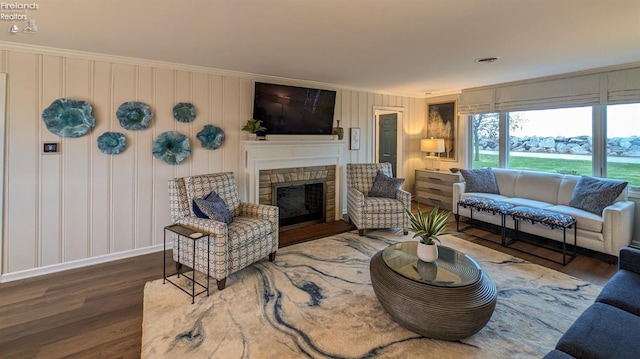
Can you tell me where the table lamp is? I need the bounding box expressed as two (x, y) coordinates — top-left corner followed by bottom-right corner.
(421, 138), (445, 170)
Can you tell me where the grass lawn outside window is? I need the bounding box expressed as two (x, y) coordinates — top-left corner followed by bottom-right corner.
(473, 153), (640, 187)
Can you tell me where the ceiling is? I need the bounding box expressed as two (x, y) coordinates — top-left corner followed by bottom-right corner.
(1, 0), (639, 97)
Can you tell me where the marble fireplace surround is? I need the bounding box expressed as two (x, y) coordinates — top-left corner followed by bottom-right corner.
(242, 140), (345, 222)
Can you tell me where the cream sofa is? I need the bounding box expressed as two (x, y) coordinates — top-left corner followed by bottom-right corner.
(453, 168), (635, 257)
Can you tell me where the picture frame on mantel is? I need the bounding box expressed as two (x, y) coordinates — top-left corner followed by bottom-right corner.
(427, 101), (457, 161)
(350, 128), (360, 150)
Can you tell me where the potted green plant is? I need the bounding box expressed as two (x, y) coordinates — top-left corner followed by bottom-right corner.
(241, 118), (267, 140)
(405, 206), (452, 262)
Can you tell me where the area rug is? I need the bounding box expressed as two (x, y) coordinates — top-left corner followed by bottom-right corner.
(142, 230), (601, 358)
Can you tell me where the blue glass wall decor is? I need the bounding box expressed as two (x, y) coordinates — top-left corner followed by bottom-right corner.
(117, 101), (153, 130)
(152, 131), (191, 165)
(173, 102), (196, 123)
(197, 125), (225, 150)
(42, 98), (96, 137)
(97, 132), (126, 155)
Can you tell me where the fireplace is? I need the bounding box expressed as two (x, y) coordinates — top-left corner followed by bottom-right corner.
(243, 139), (344, 223)
(273, 179), (326, 228)
(258, 165), (336, 227)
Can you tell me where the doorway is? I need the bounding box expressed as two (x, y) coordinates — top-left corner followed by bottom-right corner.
(379, 114), (398, 176)
(373, 106), (404, 178)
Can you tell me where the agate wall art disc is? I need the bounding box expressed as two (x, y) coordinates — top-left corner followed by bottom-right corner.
(197, 125), (225, 150)
(97, 132), (126, 155)
(173, 102), (196, 123)
(117, 101), (153, 130)
(42, 98), (96, 137)
(152, 131), (191, 165)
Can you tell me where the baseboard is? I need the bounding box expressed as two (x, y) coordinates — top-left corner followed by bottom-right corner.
(0, 244), (165, 283)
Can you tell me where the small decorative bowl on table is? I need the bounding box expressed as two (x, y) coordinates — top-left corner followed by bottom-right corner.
(449, 168), (460, 173)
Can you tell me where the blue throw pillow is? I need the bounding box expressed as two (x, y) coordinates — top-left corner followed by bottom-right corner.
(369, 170), (405, 198)
(192, 191), (233, 224)
(569, 176), (627, 215)
(460, 168), (500, 194)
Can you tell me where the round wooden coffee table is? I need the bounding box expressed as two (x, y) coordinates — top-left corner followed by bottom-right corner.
(370, 241), (497, 341)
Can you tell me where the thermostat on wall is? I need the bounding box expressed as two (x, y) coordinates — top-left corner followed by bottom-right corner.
(42, 142), (60, 154)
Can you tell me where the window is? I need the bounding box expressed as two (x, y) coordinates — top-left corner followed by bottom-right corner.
(460, 65), (640, 186)
(508, 107), (592, 176)
(607, 104), (640, 186)
(470, 113), (500, 169)
(467, 104), (640, 187)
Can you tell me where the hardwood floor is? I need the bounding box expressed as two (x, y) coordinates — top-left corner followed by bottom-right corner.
(452, 218), (617, 286)
(0, 211), (617, 358)
(279, 219), (356, 247)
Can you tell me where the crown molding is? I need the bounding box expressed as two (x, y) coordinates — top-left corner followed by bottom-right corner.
(460, 61), (640, 93)
(0, 40), (426, 99)
(425, 90), (462, 100)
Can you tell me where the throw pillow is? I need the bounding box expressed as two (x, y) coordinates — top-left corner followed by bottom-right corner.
(460, 168), (500, 194)
(192, 191), (233, 224)
(369, 170), (405, 198)
(569, 176), (628, 215)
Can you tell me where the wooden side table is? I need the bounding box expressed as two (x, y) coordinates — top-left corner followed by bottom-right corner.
(415, 169), (462, 210)
(163, 224), (210, 304)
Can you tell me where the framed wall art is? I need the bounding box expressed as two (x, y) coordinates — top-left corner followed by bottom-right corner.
(427, 101), (457, 161)
(350, 128), (361, 150)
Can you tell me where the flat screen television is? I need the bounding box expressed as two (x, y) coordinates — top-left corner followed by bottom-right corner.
(253, 82), (337, 135)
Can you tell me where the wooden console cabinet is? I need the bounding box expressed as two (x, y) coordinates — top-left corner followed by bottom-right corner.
(415, 169), (462, 211)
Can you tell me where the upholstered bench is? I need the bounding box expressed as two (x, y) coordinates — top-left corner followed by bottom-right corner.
(505, 206), (577, 265)
(456, 197), (515, 244)
(456, 198), (578, 265)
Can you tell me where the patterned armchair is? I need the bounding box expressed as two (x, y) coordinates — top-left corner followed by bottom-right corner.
(168, 172), (279, 290)
(346, 163), (410, 236)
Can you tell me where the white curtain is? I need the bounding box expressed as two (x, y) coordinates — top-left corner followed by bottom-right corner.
(607, 67), (640, 104)
(458, 65), (640, 115)
(458, 88), (494, 115)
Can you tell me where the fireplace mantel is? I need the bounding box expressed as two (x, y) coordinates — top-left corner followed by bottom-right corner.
(241, 140), (345, 220)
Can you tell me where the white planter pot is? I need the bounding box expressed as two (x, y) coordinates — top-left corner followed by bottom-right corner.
(417, 242), (438, 262)
(247, 133), (257, 141)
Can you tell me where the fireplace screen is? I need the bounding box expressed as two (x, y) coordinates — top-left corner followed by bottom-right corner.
(273, 179), (326, 228)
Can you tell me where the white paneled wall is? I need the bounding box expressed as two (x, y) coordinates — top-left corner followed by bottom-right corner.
(0, 47), (427, 279)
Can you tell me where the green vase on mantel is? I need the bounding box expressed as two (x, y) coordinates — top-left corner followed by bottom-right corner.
(333, 120), (344, 140)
